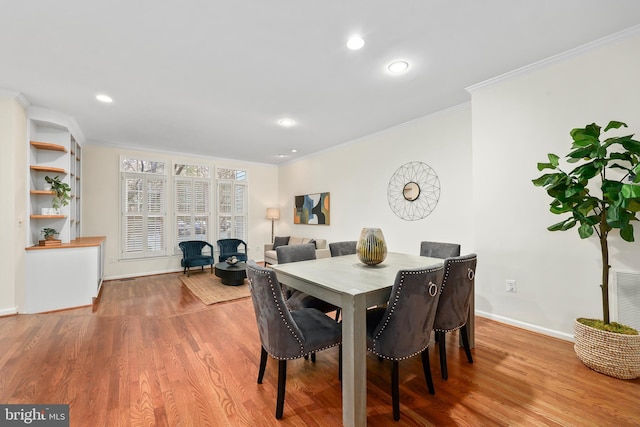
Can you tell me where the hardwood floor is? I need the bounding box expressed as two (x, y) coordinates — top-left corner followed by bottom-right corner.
(1, 273), (638, 426)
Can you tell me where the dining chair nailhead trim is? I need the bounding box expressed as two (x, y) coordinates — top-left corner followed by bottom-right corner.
(371, 266), (440, 360)
(433, 321), (467, 333)
(435, 255), (476, 334)
(249, 265), (340, 361)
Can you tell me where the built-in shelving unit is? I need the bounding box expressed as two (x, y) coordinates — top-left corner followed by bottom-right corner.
(27, 118), (78, 245)
(25, 109), (104, 314)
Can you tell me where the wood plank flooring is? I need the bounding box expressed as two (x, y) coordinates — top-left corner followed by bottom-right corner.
(1, 272), (638, 426)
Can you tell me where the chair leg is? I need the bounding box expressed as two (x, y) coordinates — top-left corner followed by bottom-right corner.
(421, 349), (435, 395)
(258, 347), (268, 384)
(310, 352), (316, 363)
(392, 360), (400, 421)
(334, 308), (341, 322)
(338, 344), (342, 382)
(276, 360), (287, 419)
(460, 324), (474, 363)
(210, 263), (213, 274)
(186, 267), (190, 277)
(438, 331), (448, 380)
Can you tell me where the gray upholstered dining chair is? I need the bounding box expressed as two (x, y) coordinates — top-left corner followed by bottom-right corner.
(276, 244), (340, 317)
(419, 241), (461, 259)
(246, 260), (342, 419)
(433, 253), (477, 380)
(329, 240), (357, 257)
(366, 264), (444, 421)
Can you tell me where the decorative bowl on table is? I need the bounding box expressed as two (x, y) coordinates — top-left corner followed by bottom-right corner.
(226, 256), (239, 265)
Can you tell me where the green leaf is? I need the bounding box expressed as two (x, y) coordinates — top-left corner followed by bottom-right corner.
(578, 222), (594, 238)
(609, 152), (633, 161)
(626, 199), (640, 213)
(621, 223), (635, 242)
(548, 220), (570, 231)
(532, 174), (554, 187)
(537, 162), (553, 171)
(550, 203), (574, 214)
(571, 123), (601, 147)
(621, 183), (640, 199)
(621, 138), (640, 153)
(576, 199), (598, 216)
(548, 153), (559, 167)
(567, 146), (594, 160)
(569, 162), (600, 180)
(603, 121), (627, 132)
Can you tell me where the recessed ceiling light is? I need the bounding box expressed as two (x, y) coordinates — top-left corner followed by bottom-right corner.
(291, 149), (297, 153)
(96, 94), (113, 103)
(278, 118), (295, 127)
(277, 154), (288, 158)
(346, 35), (365, 50)
(387, 61), (409, 74)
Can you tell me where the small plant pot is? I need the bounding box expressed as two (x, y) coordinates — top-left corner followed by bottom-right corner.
(574, 319), (640, 379)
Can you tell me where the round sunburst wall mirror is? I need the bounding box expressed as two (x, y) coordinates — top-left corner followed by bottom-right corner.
(387, 161), (441, 221)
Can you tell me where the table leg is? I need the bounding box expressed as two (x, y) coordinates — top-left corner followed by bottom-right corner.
(341, 293), (367, 427)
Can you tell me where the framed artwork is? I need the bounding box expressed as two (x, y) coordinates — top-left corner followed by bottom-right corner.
(294, 192), (330, 225)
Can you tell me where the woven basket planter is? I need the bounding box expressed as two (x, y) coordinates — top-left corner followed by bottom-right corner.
(574, 319), (640, 380)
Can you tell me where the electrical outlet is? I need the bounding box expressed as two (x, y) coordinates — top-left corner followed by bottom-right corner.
(506, 279), (517, 293)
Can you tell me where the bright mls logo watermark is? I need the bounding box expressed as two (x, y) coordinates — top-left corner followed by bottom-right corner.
(0, 405), (69, 426)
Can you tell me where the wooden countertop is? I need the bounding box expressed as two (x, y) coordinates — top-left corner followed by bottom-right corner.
(26, 236), (106, 251)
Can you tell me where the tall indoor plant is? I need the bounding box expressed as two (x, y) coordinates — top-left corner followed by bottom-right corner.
(533, 120), (640, 379)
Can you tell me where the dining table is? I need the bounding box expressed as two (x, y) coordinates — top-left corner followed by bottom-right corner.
(271, 252), (475, 427)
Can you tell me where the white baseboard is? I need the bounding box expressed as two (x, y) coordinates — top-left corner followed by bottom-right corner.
(0, 307), (18, 317)
(476, 310), (574, 342)
(104, 268), (183, 281)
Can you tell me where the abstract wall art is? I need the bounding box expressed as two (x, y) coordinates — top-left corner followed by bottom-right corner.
(294, 192), (330, 225)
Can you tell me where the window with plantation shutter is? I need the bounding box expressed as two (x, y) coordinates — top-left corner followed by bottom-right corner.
(216, 168), (248, 243)
(121, 158), (167, 259)
(174, 171), (210, 253)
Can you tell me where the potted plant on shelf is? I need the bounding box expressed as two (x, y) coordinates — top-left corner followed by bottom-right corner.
(533, 120), (640, 379)
(41, 228), (59, 240)
(44, 175), (71, 211)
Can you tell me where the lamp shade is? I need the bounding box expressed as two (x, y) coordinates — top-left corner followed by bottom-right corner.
(266, 208), (280, 220)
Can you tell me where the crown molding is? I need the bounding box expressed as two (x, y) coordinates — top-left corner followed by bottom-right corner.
(0, 88), (31, 109)
(466, 24), (640, 93)
(27, 106), (86, 145)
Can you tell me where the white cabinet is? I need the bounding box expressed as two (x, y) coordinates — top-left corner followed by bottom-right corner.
(25, 237), (106, 313)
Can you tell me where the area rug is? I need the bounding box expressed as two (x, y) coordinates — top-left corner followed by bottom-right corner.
(179, 272), (250, 305)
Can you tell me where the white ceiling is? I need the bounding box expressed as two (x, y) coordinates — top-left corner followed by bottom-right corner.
(2, 1), (640, 165)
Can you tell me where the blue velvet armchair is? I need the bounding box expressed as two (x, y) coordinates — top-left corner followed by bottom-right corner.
(217, 238), (248, 262)
(178, 240), (214, 277)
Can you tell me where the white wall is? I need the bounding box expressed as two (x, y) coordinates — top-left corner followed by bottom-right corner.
(0, 94), (27, 315)
(471, 34), (640, 338)
(82, 144), (278, 279)
(277, 104), (473, 257)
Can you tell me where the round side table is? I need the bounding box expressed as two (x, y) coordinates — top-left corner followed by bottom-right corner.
(214, 262), (247, 286)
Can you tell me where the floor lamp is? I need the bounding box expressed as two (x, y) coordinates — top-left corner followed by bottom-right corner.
(266, 208), (280, 243)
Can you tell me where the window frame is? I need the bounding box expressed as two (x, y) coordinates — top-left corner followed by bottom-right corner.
(120, 157), (167, 260)
(174, 164), (212, 254)
(216, 168), (248, 244)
